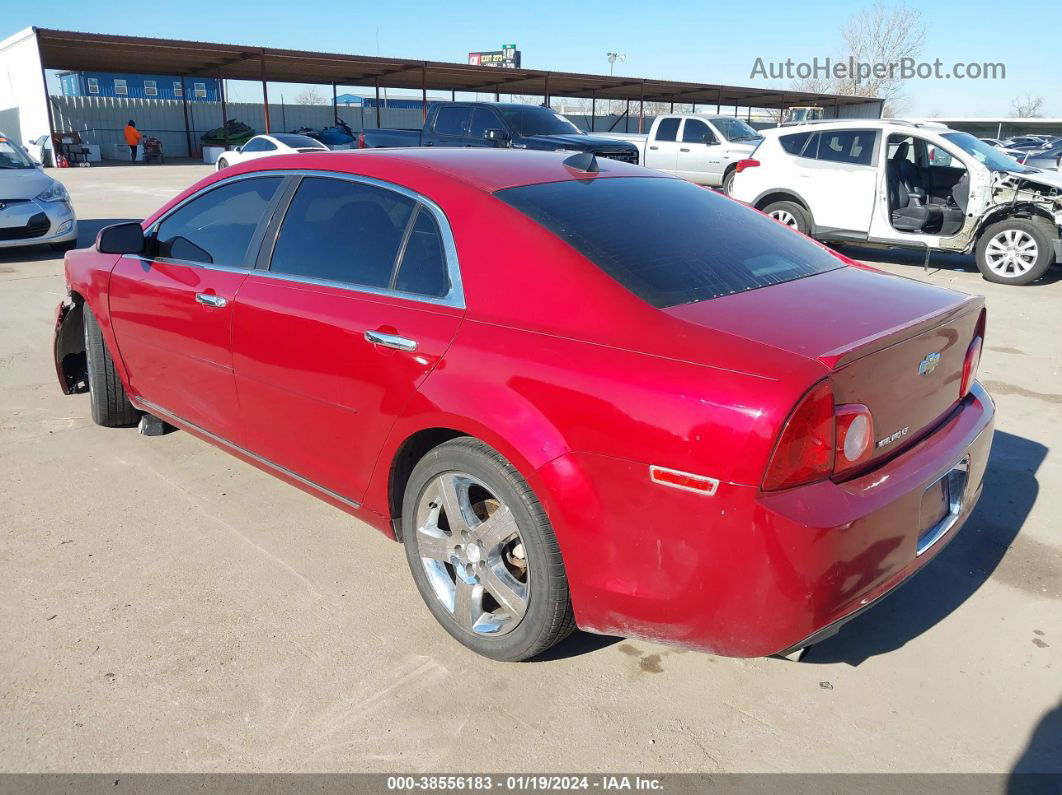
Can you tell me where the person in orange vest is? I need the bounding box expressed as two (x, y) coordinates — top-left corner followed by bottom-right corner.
(124, 120), (142, 162)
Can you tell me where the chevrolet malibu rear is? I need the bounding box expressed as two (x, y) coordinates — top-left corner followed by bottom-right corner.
(54, 149), (993, 661)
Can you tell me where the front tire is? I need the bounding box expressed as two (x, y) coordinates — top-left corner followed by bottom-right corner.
(84, 306), (139, 427)
(216, 157), (229, 170)
(401, 438), (575, 661)
(975, 218), (1056, 285)
(762, 200), (811, 234)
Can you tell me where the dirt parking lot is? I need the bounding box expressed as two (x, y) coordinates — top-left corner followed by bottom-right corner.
(1, 164), (1060, 774)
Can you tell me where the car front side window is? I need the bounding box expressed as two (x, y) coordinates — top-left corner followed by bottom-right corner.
(153, 177), (282, 268)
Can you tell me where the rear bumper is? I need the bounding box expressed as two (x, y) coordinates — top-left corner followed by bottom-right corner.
(537, 382), (995, 657)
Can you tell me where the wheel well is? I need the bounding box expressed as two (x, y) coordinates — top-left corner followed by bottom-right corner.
(974, 206), (1059, 245)
(753, 191), (808, 212)
(57, 290), (88, 394)
(388, 427), (468, 540)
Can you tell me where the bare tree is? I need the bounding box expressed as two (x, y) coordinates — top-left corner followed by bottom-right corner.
(1010, 94), (1045, 118)
(294, 87), (328, 106)
(834, 1), (926, 114)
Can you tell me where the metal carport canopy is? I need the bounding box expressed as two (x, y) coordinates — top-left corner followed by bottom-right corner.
(33, 28), (876, 110)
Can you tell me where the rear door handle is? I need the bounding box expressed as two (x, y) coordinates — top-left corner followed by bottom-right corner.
(195, 293), (227, 308)
(364, 330), (418, 352)
(649, 145), (659, 150)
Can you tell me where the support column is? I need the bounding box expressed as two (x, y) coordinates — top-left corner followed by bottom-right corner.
(332, 82), (338, 125)
(179, 75), (193, 156)
(260, 56), (270, 134)
(638, 81), (644, 134)
(716, 87), (722, 115)
(219, 72), (229, 148)
(36, 43), (56, 166)
(625, 100), (630, 132)
(544, 73), (551, 108)
(495, 85), (500, 102)
(421, 66), (427, 120)
(590, 90), (596, 132)
(375, 78), (381, 127)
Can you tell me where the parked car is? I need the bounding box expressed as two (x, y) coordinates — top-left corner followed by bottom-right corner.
(54, 149), (994, 662)
(599, 114), (761, 191)
(979, 137), (1007, 149)
(1021, 142), (1062, 171)
(216, 133), (328, 170)
(0, 132), (77, 251)
(357, 102), (640, 164)
(731, 119), (1062, 285)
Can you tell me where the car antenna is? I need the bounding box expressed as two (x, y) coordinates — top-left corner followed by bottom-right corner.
(563, 151), (600, 173)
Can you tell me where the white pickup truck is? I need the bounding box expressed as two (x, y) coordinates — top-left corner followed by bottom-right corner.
(601, 114), (762, 192)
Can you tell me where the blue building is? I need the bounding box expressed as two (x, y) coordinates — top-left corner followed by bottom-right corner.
(334, 93), (444, 109)
(57, 72), (221, 102)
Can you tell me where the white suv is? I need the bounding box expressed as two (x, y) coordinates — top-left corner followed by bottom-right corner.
(730, 119), (1062, 285)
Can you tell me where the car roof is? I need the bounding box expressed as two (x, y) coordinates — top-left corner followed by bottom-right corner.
(239, 147), (660, 193)
(757, 118), (953, 138)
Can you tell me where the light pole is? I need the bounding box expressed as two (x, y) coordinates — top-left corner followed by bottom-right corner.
(606, 53), (626, 117)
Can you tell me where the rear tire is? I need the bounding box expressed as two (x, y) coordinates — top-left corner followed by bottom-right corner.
(401, 437), (575, 661)
(762, 200), (811, 234)
(975, 218), (1055, 285)
(722, 166), (737, 196)
(84, 306), (139, 427)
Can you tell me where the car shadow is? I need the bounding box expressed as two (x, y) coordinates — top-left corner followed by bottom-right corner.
(0, 218), (139, 263)
(530, 630), (623, 663)
(838, 244), (1062, 286)
(803, 429), (1046, 666)
(1008, 695), (1062, 785)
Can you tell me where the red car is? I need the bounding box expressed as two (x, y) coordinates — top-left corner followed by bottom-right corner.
(53, 149), (994, 662)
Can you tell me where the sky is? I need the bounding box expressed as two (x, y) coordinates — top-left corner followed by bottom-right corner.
(9, 0), (1060, 117)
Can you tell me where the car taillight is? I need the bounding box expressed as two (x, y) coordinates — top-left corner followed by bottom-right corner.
(735, 158), (760, 173)
(960, 311), (986, 398)
(763, 380), (835, 491)
(834, 404), (874, 476)
(357, 132), (367, 149)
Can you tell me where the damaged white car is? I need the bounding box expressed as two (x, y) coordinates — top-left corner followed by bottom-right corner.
(730, 119), (1062, 285)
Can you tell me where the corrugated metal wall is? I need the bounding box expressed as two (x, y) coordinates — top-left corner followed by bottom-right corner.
(49, 96), (426, 157)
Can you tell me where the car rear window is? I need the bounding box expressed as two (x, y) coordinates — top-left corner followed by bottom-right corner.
(495, 176), (844, 308)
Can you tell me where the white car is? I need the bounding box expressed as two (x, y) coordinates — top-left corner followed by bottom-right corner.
(0, 133), (77, 251)
(600, 115), (761, 191)
(216, 133), (328, 170)
(730, 119), (1062, 285)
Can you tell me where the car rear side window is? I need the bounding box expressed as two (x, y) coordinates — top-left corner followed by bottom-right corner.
(496, 177), (844, 308)
(815, 130), (877, 166)
(394, 208), (449, 297)
(154, 176), (282, 268)
(433, 106), (472, 137)
(654, 118), (680, 142)
(270, 177), (415, 289)
(779, 131), (812, 156)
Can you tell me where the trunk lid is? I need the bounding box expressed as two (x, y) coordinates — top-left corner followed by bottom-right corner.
(665, 266), (983, 465)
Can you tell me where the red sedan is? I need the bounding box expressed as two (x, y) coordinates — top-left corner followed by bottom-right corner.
(53, 149), (994, 661)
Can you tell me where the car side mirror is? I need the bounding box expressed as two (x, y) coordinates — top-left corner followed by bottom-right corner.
(234, 146), (243, 153)
(484, 129), (510, 143)
(97, 222), (144, 255)
(704, 135), (719, 145)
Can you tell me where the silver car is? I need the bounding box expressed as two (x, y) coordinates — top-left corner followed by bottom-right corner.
(0, 133), (77, 252)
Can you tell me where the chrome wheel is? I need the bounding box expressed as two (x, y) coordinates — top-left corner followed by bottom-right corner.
(769, 209), (799, 228)
(414, 472), (529, 636)
(984, 229), (1039, 277)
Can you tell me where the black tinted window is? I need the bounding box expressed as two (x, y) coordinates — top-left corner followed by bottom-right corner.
(394, 208), (449, 297)
(682, 119), (714, 144)
(655, 118), (680, 142)
(270, 178), (414, 288)
(434, 106), (471, 137)
(816, 130), (877, 165)
(468, 107), (502, 139)
(496, 177), (844, 308)
(779, 131), (811, 155)
(155, 177), (281, 267)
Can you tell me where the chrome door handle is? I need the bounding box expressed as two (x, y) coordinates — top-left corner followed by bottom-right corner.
(364, 330), (418, 352)
(680, 148), (690, 152)
(195, 293), (227, 308)
(649, 145), (659, 150)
